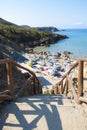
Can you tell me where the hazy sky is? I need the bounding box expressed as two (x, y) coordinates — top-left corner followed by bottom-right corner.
(0, 0), (87, 28)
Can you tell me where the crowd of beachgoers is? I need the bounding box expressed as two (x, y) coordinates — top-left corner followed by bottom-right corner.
(19, 49), (77, 88)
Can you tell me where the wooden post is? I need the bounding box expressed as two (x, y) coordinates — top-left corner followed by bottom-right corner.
(78, 60), (83, 104)
(37, 80), (40, 94)
(33, 77), (36, 94)
(65, 76), (68, 96)
(60, 81), (63, 94)
(6, 62), (14, 96)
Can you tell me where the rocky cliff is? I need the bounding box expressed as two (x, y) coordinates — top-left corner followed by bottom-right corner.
(0, 18), (68, 61)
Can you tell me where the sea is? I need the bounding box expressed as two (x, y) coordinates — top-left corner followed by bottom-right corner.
(35, 29), (87, 58)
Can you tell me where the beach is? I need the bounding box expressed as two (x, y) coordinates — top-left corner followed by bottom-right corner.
(19, 49), (77, 93)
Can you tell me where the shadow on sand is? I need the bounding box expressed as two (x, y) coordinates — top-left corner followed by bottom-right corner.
(38, 76), (52, 86)
(0, 95), (64, 130)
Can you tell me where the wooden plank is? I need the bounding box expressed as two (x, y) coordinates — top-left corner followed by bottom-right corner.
(65, 76), (68, 96)
(0, 94), (12, 102)
(62, 81), (66, 94)
(11, 60), (36, 77)
(0, 58), (10, 65)
(79, 97), (87, 103)
(80, 58), (87, 62)
(6, 62), (14, 96)
(78, 60), (83, 104)
(0, 90), (11, 95)
(56, 61), (79, 86)
(11, 60), (41, 86)
(68, 76), (78, 103)
(15, 76), (33, 98)
(60, 81), (63, 94)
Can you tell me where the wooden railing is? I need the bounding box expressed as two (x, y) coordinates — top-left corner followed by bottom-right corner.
(1, 58), (87, 104)
(54, 59), (87, 104)
(0, 58), (42, 102)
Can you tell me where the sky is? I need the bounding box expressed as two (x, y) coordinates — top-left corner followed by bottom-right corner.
(0, 0), (87, 29)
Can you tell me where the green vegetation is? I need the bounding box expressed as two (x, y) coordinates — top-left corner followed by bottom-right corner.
(0, 18), (68, 61)
(0, 18), (52, 44)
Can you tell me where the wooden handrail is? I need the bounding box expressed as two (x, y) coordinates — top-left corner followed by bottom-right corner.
(11, 60), (35, 76)
(68, 76), (78, 103)
(6, 61), (14, 96)
(79, 97), (87, 103)
(15, 76), (33, 98)
(0, 58), (10, 64)
(0, 58), (37, 78)
(10, 60), (40, 84)
(56, 60), (78, 86)
(79, 58), (87, 62)
(1, 58), (87, 104)
(77, 60), (83, 104)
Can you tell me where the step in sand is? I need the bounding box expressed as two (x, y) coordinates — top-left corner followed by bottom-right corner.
(0, 95), (87, 130)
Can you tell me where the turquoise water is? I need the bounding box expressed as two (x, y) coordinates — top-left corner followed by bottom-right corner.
(36, 29), (87, 58)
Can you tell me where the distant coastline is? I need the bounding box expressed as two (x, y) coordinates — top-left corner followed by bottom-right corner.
(32, 26), (59, 32)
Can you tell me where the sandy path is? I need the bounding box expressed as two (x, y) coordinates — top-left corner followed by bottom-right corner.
(0, 95), (87, 130)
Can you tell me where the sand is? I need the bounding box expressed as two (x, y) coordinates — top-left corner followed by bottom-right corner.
(0, 95), (87, 130)
(20, 51), (77, 91)
(20, 50), (87, 94)
(0, 50), (87, 130)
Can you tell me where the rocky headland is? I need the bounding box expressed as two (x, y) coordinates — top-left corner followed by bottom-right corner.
(0, 18), (68, 61)
(33, 26), (59, 32)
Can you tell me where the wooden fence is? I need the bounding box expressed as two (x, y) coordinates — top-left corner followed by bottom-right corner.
(54, 59), (87, 104)
(0, 58), (42, 102)
(0, 58), (87, 104)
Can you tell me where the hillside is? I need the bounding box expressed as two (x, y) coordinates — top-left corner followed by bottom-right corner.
(0, 18), (68, 61)
(0, 18), (17, 26)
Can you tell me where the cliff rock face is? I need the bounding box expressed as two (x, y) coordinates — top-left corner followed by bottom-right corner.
(33, 34), (68, 47)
